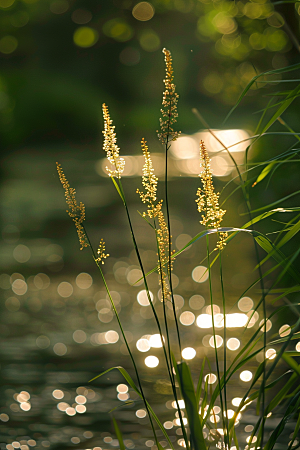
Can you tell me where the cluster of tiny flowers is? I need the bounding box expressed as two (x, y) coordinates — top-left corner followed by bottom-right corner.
(102, 103), (125, 178)
(137, 144), (174, 300)
(136, 138), (158, 217)
(56, 163), (89, 250)
(95, 238), (109, 264)
(156, 202), (175, 301)
(195, 141), (228, 250)
(158, 48), (180, 145)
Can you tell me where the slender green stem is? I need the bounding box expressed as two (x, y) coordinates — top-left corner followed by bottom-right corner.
(206, 234), (226, 440)
(219, 249), (229, 450)
(193, 111), (267, 447)
(117, 181), (190, 450)
(83, 226), (159, 446)
(164, 137), (182, 358)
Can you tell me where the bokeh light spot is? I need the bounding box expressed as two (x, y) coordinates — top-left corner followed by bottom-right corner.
(13, 244), (30, 263)
(266, 348), (276, 360)
(192, 266), (208, 283)
(145, 355), (159, 367)
(52, 389), (64, 399)
(103, 19), (134, 42)
(279, 324), (291, 337)
(117, 384), (128, 393)
(76, 272), (93, 289)
(240, 370), (252, 382)
(105, 330), (119, 343)
(238, 296), (253, 312)
(71, 8), (92, 24)
(0, 0), (15, 7)
(189, 294), (205, 310)
(226, 338), (240, 351)
(136, 338), (150, 352)
(73, 27), (99, 48)
(136, 409), (147, 418)
(57, 281), (73, 297)
(139, 29), (160, 52)
(132, 2), (155, 21)
(73, 329), (86, 343)
(12, 279), (27, 295)
(137, 289), (153, 306)
(182, 347), (196, 360)
(180, 311), (195, 326)
(53, 343), (67, 356)
(209, 335), (223, 348)
(149, 334), (163, 348)
(50, 0), (69, 14)
(204, 373), (217, 384)
(36, 335), (50, 349)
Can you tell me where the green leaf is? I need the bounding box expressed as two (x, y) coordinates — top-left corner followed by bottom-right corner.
(270, 331), (300, 345)
(281, 353), (300, 378)
(112, 417), (125, 450)
(264, 392), (300, 450)
(252, 161), (276, 187)
(224, 63), (300, 123)
(172, 358), (207, 450)
(111, 177), (125, 204)
(196, 358), (206, 405)
(277, 217), (300, 248)
(90, 366), (175, 450)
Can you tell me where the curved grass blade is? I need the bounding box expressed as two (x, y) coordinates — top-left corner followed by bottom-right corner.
(264, 392), (300, 450)
(252, 161), (276, 187)
(224, 62), (300, 122)
(196, 358), (206, 405)
(242, 190), (300, 215)
(90, 366), (175, 450)
(112, 417), (126, 450)
(172, 357), (206, 450)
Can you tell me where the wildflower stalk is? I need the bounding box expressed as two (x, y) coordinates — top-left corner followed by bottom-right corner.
(206, 235), (227, 446)
(193, 110), (267, 446)
(56, 162), (89, 250)
(158, 48), (182, 357)
(102, 108), (189, 449)
(137, 138), (190, 449)
(83, 225), (162, 448)
(119, 175), (191, 450)
(196, 142), (228, 447)
(219, 250), (229, 449)
(56, 165), (160, 448)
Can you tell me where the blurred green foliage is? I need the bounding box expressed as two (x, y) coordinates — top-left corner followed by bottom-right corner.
(0, 0), (299, 150)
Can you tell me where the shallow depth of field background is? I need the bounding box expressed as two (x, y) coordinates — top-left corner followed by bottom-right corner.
(1, 1), (300, 450)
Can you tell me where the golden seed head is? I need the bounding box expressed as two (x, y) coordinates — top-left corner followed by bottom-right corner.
(102, 103), (125, 178)
(156, 202), (175, 301)
(136, 138), (158, 215)
(56, 162), (89, 250)
(195, 141), (228, 250)
(158, 48), (180, 145)
(95, 238), (109, 264)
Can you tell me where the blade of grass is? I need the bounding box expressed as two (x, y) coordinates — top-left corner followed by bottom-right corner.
(112, 417), (126, 450)
(172, 357), (207, 450)
(90, 366), (175, 450)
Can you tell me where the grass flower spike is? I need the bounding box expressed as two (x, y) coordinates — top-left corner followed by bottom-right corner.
(196, 141), (227, 250)
(158, 48), (180, 144)
(137, 141), (174, 300)
(95, 238), (109, 264)
(156, 202), (174, 300)
(136, 138), (158, 217)
(56, 162), (89, 250)
(102, 103), (125, 178)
